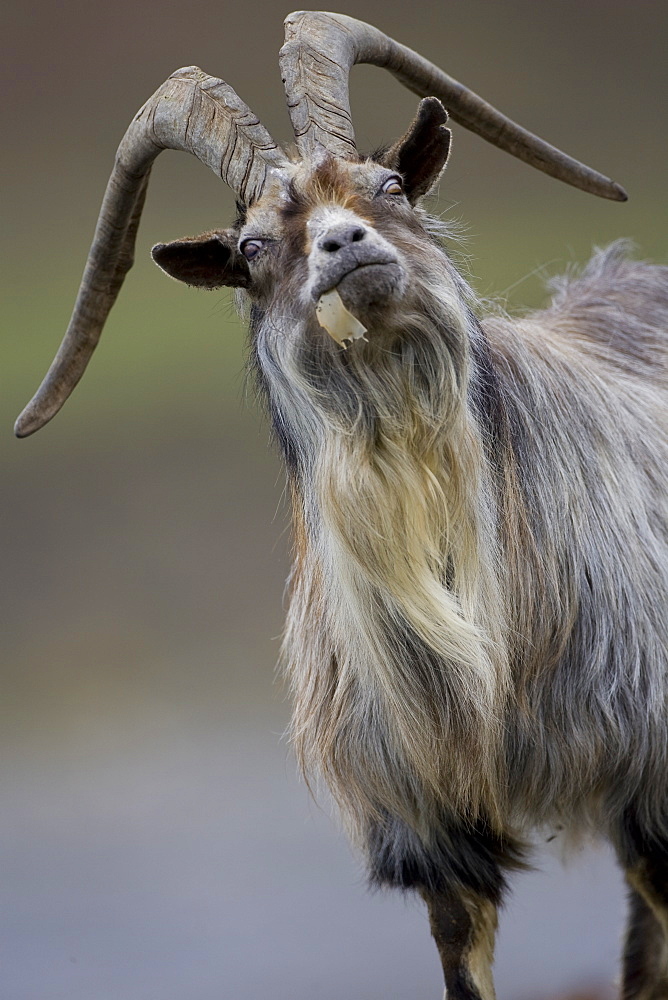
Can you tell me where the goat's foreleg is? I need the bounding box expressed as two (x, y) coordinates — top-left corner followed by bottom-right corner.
(366, 813), (521, 999)
(420, 886), (497, 1000)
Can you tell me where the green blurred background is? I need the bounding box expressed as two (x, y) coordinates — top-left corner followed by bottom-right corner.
(2, 1), (666, 997)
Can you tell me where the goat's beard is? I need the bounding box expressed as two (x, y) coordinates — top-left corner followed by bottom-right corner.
(254, 267), (510, 840)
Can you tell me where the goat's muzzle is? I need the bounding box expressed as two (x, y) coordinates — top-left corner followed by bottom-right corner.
(309, 217), (406, 317)
(313, 257), (406, 348)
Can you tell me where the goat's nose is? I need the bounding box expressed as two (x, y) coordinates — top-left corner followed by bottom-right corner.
(319, 226), (366, 253)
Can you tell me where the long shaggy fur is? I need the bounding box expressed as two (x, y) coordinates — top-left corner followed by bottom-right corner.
(487, 245), (668, 836)
(253, 232), (668, 861)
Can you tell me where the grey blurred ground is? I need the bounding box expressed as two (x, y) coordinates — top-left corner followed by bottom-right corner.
(2, 0), (666, 997)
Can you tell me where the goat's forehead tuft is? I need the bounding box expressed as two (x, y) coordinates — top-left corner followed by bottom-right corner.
(250, 157), (394, 213)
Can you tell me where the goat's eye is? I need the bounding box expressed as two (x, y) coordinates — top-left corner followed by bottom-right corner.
(240, 238), (265, 261)
(378, 176), (403, 196)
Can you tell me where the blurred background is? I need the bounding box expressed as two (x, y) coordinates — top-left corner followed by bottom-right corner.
(1, 0), (666, 997)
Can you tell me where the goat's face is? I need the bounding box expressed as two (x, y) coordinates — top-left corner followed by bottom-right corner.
(242, 159), (410, 319)
(151, 99), (454, 351)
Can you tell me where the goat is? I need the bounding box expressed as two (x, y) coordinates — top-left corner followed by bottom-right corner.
(15, 11), (668, 998)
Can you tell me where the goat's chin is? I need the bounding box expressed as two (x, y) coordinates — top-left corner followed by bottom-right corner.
(335, 262), (406, 319)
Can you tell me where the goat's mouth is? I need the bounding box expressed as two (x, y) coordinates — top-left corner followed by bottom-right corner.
(313, 260), (406, 312)
(313, 261), (407, 348)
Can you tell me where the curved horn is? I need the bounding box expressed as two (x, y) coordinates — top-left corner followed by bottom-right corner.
(15, 67), (288, 438)
(280, 11), (627, 202)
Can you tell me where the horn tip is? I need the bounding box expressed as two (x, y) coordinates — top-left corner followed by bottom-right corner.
(14, 418), (33, 439)
(14, 405), (46, 438)
(610, 181), (628, 202)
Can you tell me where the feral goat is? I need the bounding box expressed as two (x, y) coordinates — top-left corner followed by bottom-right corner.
(16, 11), (668, 999)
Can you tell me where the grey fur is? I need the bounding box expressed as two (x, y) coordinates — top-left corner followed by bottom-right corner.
(251, 209), (668, 996)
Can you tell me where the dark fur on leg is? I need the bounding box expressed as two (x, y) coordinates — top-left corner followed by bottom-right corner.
(366, 813), (525, 999)
(366, 810), (525, 899)
(621, 889), (668, 1000)
(614, 811), (668, 999)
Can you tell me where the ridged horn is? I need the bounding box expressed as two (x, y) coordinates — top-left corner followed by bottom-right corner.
(15, 67), (288, 438)
(280, 11), (627, 202)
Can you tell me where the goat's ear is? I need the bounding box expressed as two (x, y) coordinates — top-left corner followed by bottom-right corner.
(383, 98), (452, 203)
(151, 230), (251, 289)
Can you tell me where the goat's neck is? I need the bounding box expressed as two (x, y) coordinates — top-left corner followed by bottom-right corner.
(278, 308), (512, 828)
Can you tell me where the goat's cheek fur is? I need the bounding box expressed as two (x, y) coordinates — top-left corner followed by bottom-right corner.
(251, 245), (307, 314)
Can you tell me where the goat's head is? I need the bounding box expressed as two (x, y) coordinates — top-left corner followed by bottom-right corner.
(14, 10), (627, 439)
(152, 98), (451, 346)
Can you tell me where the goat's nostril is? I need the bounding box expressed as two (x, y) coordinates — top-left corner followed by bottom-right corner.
(320, 226), (367, 253)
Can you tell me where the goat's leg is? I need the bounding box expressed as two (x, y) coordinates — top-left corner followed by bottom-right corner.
(420, 886), (497, 1000)
(615, 814), (668, 999)
(621, 886), (668, 1000)
(366, 813), (521, 1000)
